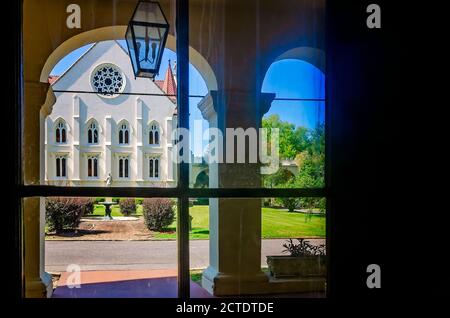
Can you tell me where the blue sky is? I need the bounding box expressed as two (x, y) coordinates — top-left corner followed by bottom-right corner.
(51, 41), (325, 155)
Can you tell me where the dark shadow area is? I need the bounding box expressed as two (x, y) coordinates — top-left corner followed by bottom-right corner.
(46, 229), (111, 237)
(52, 276), (212, 298)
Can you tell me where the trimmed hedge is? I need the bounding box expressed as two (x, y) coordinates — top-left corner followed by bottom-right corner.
(142, 198), (175, 231)
(119, 198), (136, 216)
(46, 197), (93, 233)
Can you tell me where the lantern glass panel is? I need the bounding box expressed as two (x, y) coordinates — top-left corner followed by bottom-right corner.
(132, 24), (167, 73)
(133, 2), (167, 25)
(125, 26), (138, 75)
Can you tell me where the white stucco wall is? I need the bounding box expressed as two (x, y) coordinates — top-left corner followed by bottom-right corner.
(45, 40), (176, 187)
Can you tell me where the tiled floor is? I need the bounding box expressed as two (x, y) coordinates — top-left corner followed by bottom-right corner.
(52, 269), (213, 298)
(52, 269), (325, 298)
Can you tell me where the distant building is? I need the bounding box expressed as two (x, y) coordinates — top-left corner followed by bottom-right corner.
(45, 40), (178, 187)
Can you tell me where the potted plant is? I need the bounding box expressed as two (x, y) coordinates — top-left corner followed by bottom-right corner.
(266, 238), (326, 278)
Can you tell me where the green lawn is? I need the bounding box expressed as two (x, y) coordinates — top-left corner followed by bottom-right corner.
(154, 205), (325, 240)
(88, 204), (325, 239)
(90, 204), (143, 217)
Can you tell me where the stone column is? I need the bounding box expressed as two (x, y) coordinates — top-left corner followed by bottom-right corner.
(72, 95), (81, 181)
(104, 115), (113, 180)
(166, 117), (174, 182)
(200, 90), (274, 295)
(24, 81), (53, 297)
(135, 98), (144, 181)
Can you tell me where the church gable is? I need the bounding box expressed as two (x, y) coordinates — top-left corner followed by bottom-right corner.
(51, 40), (172, 98)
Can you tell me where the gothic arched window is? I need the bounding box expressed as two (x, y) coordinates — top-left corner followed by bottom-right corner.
(87, 121), (99, 144)
(55, 120), (67, 144)
(87, 156), (98, 178)
(119, 123), (129, 145)
(149, 123), (160, 145)
(56, 155), (67, 178)
(119, 156), (129, 178)
(149, 157), (159, 179)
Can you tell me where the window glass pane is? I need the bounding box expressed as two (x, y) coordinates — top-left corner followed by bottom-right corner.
(25, 196), (179, 298)
(188, 0), (326, 189)
(56, 158), (60, 177)
(94, 158), (98, 177)
(61, 158), (66, 177)
(189, 197), (326, 297)
(21, 0), (177, 188)
(88, 158), (92, 177)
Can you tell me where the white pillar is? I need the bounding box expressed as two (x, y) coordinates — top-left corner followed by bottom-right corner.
(199, 91), (275, 295)
(105, 115), (113, 182)
(166, 116), (174, 182)
(136, 98), (144, 181)
(72, 95), (81, 181)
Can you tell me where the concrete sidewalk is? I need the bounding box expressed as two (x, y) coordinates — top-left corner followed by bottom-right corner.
(45, 239), (325, 272)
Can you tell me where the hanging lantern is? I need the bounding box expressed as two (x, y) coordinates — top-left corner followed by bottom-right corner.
(125, 1), (169, 79)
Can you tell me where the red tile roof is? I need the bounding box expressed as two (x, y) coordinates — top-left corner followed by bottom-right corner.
(48, 75), (60, 85)
(162, 60), (177, 103)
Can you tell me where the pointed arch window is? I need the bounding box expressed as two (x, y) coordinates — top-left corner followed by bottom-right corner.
(55, 155), (67, 178)
(118, 156), (129, 178)
(87, 155), (99, 178)
(55, 121), (67, 144)
(119, 123), (129, 145)
(87, 121), (99, 144)
(149, 157), (159, 179)
(149, 123), (160, 145)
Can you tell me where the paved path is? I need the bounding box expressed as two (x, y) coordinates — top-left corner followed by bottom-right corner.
(45, 239), (325, 272)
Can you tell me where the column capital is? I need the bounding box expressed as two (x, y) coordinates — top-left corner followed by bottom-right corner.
(199, 90), (275, 123)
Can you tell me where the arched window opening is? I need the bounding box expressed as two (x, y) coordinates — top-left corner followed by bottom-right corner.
(87, 156), (98, 178)
(88, 121), (99, 144)
(149, 157), (159, 178)
(55, 121), (67, 144)
(119, 123), (129, 145)
(56, 155), (67, 178)
(119, 156), (129, 178)
(149, 123), (160, 145)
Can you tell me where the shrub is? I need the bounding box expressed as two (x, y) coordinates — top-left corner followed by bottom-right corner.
(279, 197), (299, 212)
(194, 198), (209, 205)
(112, 197), (120, 204)
(93, 197), (105, 204)
(282, 238), (325, 256)
(135, 198), (144, 205)
(119, 198), (136, 216)
(84, 198), (95, 215)
(46, 197), (92, 233)
(142, 198), (175, 231)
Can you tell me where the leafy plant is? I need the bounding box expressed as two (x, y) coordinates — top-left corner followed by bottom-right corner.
(45, 197), (93, 233)
(282, 238), (325, 256)
(142, 198), (175, 231)
(119, 198), (136, 216)
(93, 197), (105, 204)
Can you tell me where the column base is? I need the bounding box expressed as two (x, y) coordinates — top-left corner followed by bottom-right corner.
(202, 266), (326, 296)
(25, 272), (53, 298)
(202, 266), (269, 296)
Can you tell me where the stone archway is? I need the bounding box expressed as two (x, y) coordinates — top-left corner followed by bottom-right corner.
(29, 25), (218, 297)
(23, 0), (326, 298)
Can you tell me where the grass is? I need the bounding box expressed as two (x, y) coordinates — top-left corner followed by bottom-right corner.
(90, 204), (143, 217)
(154, 205), (325, 240)
(86, 204), (325, 240)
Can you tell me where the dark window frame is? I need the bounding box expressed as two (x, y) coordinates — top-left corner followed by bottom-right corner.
(15, 0), (330, 299)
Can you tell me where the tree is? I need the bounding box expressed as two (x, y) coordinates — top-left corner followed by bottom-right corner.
(262, 114), (309, 159)
(295, 124), (325, 212)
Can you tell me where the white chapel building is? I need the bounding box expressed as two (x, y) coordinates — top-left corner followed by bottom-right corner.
(45, 40), (178, 187)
